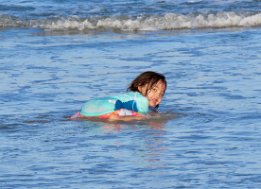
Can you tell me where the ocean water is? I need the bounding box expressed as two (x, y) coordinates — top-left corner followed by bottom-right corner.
(1, 0), (261, 188)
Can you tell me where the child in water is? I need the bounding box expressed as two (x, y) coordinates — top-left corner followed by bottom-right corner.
(70, 71), (167, 121)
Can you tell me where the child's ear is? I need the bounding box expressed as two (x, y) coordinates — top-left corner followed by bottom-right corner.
(138, 85), (142, 92)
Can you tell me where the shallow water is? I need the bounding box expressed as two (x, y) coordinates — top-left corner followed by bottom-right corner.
(1, 0), (261, 188)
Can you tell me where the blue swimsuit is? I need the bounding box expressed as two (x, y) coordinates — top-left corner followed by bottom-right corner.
(80, 92), (149, 116)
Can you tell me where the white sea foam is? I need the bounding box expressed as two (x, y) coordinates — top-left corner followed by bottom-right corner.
(1, 12), (261, 32)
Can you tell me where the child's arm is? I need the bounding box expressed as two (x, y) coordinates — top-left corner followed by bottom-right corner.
(107, 113), (146, 122)
(69, 109), (147, 122)
(105, 109), (147, 122)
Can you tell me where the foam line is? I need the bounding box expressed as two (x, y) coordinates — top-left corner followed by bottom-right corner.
(1, 12), (261, 32)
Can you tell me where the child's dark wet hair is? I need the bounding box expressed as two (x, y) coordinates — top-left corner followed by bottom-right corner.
(128, 71), (167, 111)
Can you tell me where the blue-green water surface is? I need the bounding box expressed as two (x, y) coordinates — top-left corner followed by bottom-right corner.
(1, 0), (261, 188)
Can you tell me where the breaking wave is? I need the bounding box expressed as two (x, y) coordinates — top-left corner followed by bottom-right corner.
(1, 12), (261, 32)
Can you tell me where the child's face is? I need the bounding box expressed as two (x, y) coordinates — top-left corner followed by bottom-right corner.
(138, 80), (166, 107)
